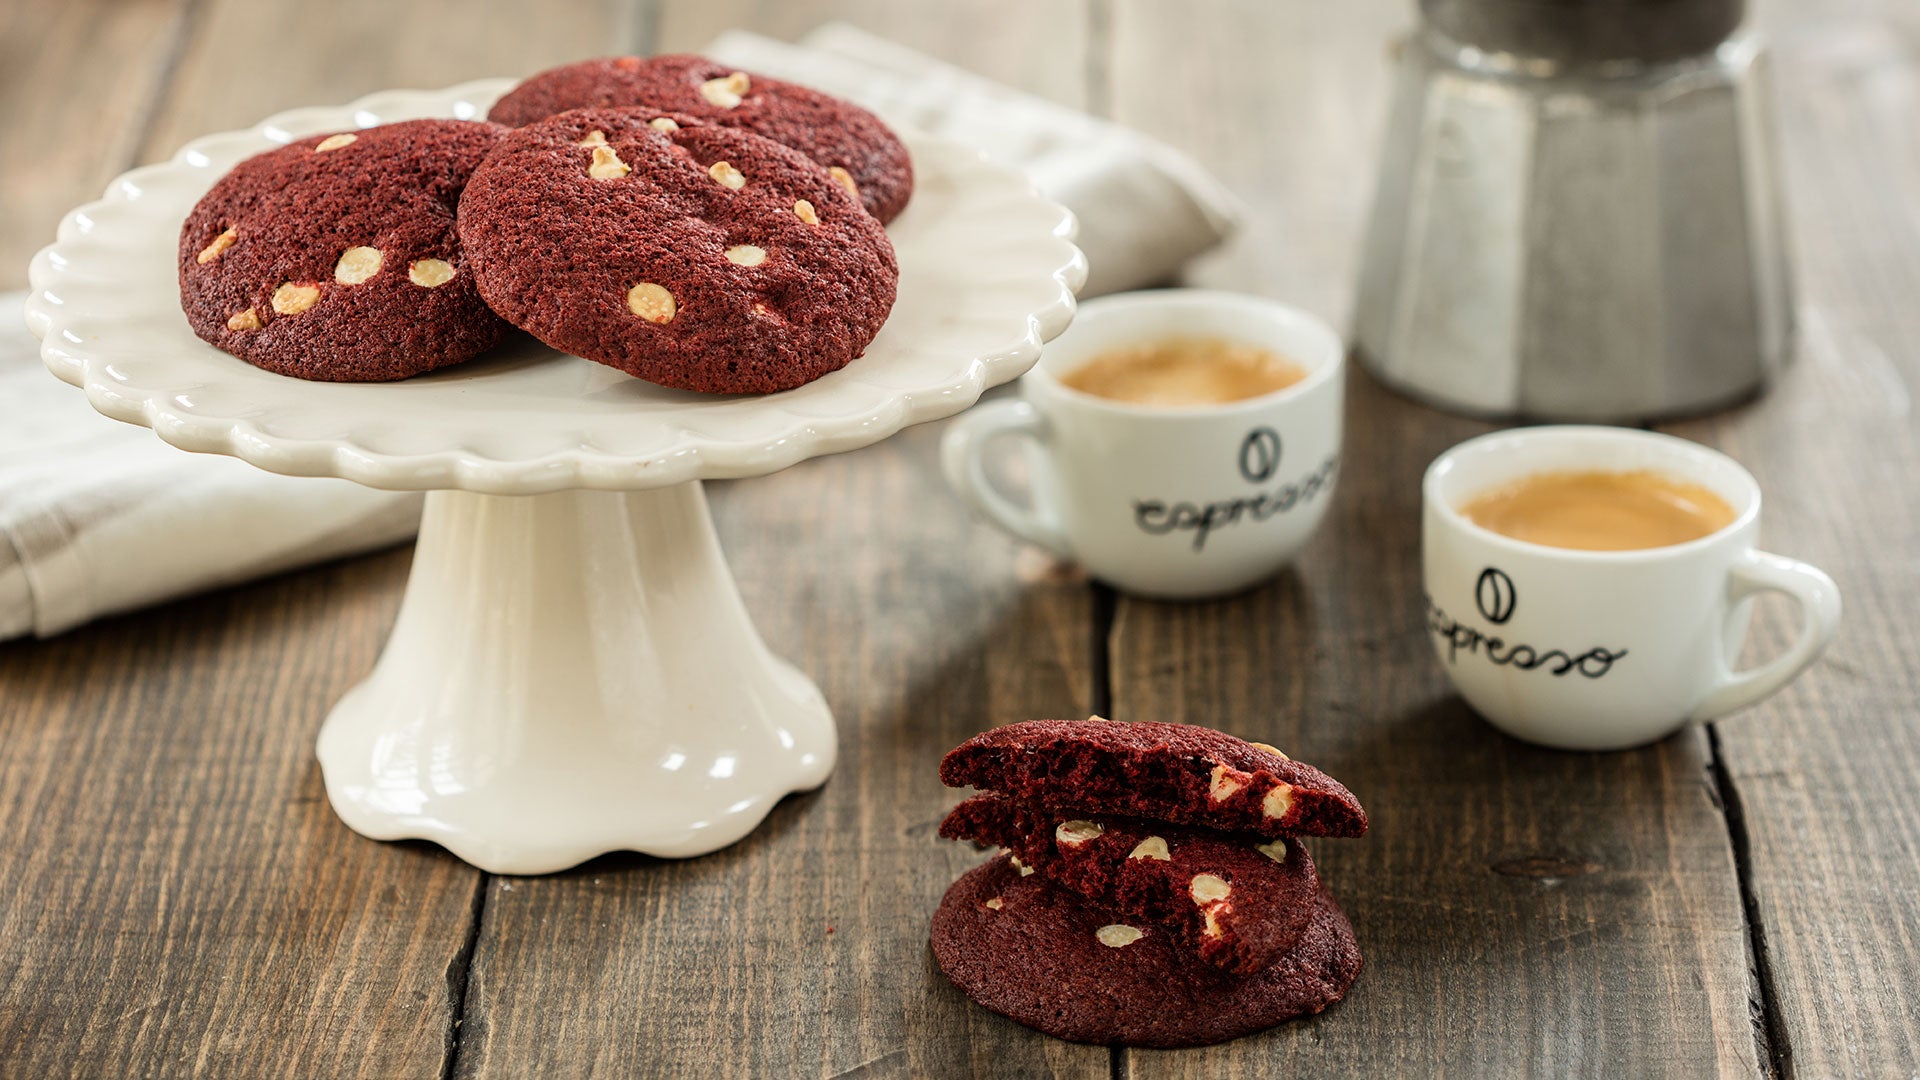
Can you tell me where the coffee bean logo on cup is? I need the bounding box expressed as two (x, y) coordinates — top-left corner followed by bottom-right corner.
(1239, 426), (1282, 484)
(1475, 567), (1516, 625)
(941, 289), (1346, 599)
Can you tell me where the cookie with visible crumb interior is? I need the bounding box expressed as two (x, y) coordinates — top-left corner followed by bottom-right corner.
(930, 854), (1361, 1048)
(457, 106), (896, 394)
(487, 54), (913, 222)
(939, 792), (1320, 974)
(177, 119), (509, 381)
(939, 718), (1369, 839)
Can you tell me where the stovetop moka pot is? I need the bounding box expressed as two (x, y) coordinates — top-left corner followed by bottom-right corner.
(1354, 0), (1793, 421)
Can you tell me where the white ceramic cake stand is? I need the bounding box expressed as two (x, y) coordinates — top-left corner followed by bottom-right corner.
(24, 80), (1084, 874)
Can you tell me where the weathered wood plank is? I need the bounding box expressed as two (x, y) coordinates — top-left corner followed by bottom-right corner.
(0, 551), (479, 1078)
(655, 0), (1094, 110)
(138, 0), (644, 164)
(1660, 1), (1920, 1073)
(0, 0), (191, 288)
(452, 5), (1107, 1077)
(1106, 1), (1759, 1076)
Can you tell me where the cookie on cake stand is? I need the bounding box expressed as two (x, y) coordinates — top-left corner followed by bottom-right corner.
(25, 79), (1084, 875)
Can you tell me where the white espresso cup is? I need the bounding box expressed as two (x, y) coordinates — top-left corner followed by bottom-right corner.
(1423, 426), (1841, 750)
(941, 289), (1344, 599)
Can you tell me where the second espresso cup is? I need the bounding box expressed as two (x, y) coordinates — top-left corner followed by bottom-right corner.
(1424, 426), (1842, 750)
(941, 289), (1344, 599)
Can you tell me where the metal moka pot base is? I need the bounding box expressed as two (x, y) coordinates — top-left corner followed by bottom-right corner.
(1354, 25), (1794, 422)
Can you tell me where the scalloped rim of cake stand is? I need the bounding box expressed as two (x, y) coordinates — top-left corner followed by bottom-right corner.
(23, 77), (1087, 495)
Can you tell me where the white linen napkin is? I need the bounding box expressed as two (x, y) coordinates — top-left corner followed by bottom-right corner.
(0, 298), (423, 639)
(4, 28), (1240, 640)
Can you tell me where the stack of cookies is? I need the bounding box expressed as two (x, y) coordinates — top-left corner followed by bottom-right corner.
(931, 718), (1367, 1047)
(178, 55), (910, 394)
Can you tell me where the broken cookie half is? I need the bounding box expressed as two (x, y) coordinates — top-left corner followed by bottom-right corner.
(931, 716), (1368, 1047)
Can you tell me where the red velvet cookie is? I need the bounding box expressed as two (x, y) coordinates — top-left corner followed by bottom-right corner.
(931, 855), (1361, 1048)
(178, 119), (510, 381)
(940, 719), (1369, 839)
(457, 107), (897, 394)
(488, 55), (913, 223)
(940, 793), (1320, 974)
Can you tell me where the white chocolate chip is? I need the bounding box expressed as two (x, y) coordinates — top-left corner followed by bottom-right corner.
(1190, 874), (1232, 905)
(1095, 925), (1143, 949)
(408, 259), (456, 288)
(708, 160), (745, 190)
(197, 227), (237, 264)
(1203, 906), (1225, 939)
(1128, 837), (1171, 862)
(724, 244), (766, 267)
(1209, 763), (1245, 803)
(1009, 855), (1035, 877)
(1250, 741), (1289, 759)
(1256, 839), (1289, 864)
(270, 282), (320, 315)
(828, 166), (858, 197)
(1055, 820), (1103, 847)
(578, 130), (609, 148)
(626, 282), (676, 324)
(648, 117), (679, 132)
(226, 307), (260, 331)
(793, 199), (819, 225)
(984, 897), (1003, 910)
(699, 71), (750, 108)
(1262, 783), (1295, 821)
(315, 133), (357, 152)
(589, 145), (631, 180)
(1086, 714), (1111, 722)
(333, 246), (382, 285)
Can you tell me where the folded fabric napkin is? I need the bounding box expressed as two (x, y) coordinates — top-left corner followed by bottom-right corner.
(3, 26), (1240, 641)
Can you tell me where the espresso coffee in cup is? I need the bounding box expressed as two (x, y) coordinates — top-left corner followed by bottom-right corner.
(1458, 469), (1738, 552)
(942, 289), (1345, 599)
(1059, 338), (1308, 408)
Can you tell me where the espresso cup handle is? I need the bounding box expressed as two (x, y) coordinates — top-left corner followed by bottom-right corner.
(940, 399), (1072, 557)
(1691, 550), (1842, 722)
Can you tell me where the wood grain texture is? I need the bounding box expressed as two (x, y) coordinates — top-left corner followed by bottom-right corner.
(0, 550), (477, 1079)
(655, 0), (1094, 110)
(1660, 0), (1920, 1073)
(0, 0), (192, 288)
(1105, 1), (1759, 1076)
(137, 0), (646, 167)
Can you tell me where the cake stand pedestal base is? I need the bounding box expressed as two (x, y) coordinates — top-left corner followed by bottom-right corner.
(316, 482), (835, 874)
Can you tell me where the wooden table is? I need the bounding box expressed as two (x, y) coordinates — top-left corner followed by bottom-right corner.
(3, 1), (1916, 1076)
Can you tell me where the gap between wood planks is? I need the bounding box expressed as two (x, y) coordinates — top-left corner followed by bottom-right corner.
(432, 9), (666, 1077)
(1708, 724), (1792, 1080)
(1624, 399), (1792, 1080)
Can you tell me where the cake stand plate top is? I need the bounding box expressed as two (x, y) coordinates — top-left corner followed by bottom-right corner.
(24, 78), (1085, 495)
